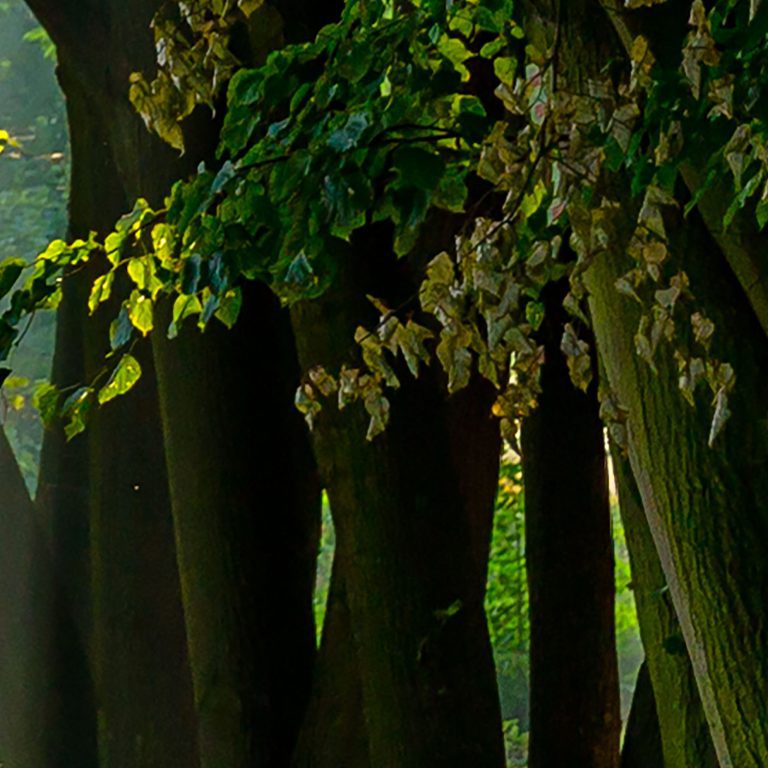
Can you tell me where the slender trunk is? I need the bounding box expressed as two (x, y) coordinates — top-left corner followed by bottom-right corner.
(620, 662), (663, 768)
(290, 239), (506, 767)
(612, 447), (718, 768)
(521, 282), (620, 768)
(586, 203), (768, 767)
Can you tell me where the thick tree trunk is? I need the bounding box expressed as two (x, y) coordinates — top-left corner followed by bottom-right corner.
(290, 240), (506, 767)
(612, 447), (718, 768)
(148, 4), (340, 765)
(153, 284), (321, 768)
(586, 204), (768, 767)
(620, 662), (664, 768)
(521, 283), (621, 768)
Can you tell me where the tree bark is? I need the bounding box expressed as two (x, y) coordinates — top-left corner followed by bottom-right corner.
(612, 447), (718, 768)
(32, 2), (201, 764)
(586, 203), (768, 767)
(290, 236), (506, 767)
(521, 282), (621, 768)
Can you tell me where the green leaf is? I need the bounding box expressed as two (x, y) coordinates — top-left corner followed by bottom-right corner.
(88, 271), (115, 314)
(181, 253), (202, 295)
(98, 354), (142, 404)
(32, 381), (60, 426)
(214, 287), (243, 329)
(127, 291), (154, 336)
(757, 199), (768, 230)
(493, 56), (517, 86)
(168, 294), (203, 339)
(110, 307), (134, 351)
(327, 112), (370, 152)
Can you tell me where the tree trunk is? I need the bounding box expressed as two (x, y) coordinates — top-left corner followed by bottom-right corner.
(31, 3), (201, 764)
(521, 282), (621, 768)
(612, 447), (718, 768)
(290, 239), (506, 767)
(147, 3), (340, 765)
(153, 283), (321, 768)
(586, 203), (768, 767)
(620, 662), (663, 768)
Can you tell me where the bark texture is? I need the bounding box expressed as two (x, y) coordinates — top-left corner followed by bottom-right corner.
(587, 206), (768, 768)
(521, 282), (621, 768)
(612, 447), (718, 768)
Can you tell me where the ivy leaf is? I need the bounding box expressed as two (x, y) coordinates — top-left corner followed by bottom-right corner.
(98, 354), (142, 404)
(32, 381), (60, 427)
(168, 294), (203, 339)
(181, 254), (202, 295)
(708, 387), (731, 447)
(214, 287), (243, 329)
(364, 389), (390, 441)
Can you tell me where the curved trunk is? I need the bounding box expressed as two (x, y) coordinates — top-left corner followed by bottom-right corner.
(586, 205), (768, 767)
(521, 282), (621, 768)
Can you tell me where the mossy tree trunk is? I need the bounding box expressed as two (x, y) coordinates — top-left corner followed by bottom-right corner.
(587, 205), (768, 767)
(521, 282), (621, 768)
(612, 447), (718, 768)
